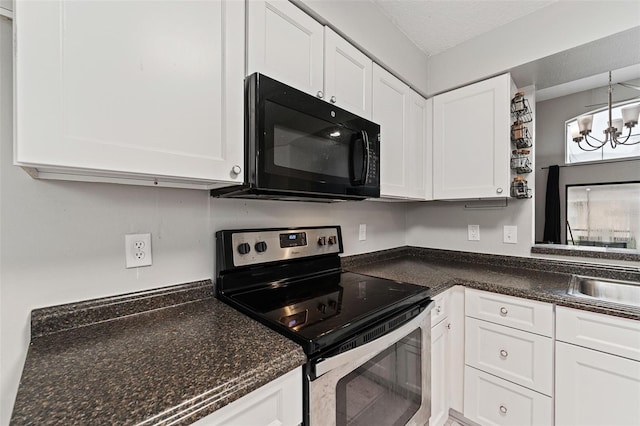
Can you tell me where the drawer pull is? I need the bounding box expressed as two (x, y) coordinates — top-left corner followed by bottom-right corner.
(436, 305), (442, 314)
(500, 349), (508, 358)
(500, 307), (508, 316)
(447, 323), (451, 330)
(499, 405), (508, 414)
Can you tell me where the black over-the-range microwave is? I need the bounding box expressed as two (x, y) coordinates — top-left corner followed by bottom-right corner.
(210, 73), (381, 202)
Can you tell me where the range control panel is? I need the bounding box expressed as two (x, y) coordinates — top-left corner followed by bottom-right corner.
(230, 227), (342, 267)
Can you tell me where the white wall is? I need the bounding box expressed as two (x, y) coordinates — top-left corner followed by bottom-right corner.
(427, 1), (640, 95)
(535, 82), (640, 243)
(406, 199), (534, 257)
(0, 17), (406, 424)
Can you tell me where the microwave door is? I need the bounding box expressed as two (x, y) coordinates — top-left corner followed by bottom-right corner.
(350, 131), (369, 186)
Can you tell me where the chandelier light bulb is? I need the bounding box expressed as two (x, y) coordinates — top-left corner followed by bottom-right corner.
(621, 104), (640, 128)
(577, 115), (593, 134)
(570, 123), (582, 142)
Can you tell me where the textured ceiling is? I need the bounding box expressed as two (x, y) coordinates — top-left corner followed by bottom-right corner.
(371, 0), (558, 57)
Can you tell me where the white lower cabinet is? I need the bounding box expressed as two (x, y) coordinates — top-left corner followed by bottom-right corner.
(464, 366), (552, 426)
(555, 307), (640, 426)
(430, 287), (464, 426)
(555, 342), (640, 426)
(465, 317), (553, 395)
(430, 316), (450, 426)
(463, 289), (553, 426)
(190, 367), (302, 426)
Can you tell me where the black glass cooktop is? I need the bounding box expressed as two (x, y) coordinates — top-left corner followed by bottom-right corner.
(227, 271), (430, 355)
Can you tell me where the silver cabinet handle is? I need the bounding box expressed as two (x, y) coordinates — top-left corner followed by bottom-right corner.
(317, 91), (324, 99)
(500, 405), (508, 414)
(447, 323), (451, 330)
(231, 165), (242, 175)
(497, 187), (504, 194)
(500, 349), (508, 358)
(330, 95), (336, 103)
(436, 305), (441, 314)
(500, 307), (508, 316)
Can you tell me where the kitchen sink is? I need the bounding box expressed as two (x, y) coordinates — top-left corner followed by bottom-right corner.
(568, 275), (640, 308)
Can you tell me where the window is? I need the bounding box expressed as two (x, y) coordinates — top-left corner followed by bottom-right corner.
(566, 182), (640, 249)
(565, 101), (640, 164)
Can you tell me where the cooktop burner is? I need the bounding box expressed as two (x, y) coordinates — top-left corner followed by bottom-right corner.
(215, 226), (431, 356)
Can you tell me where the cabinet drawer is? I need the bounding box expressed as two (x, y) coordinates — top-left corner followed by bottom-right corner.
(464, 366), (552, 426)
(431, 290), (449, 326)
(465, 289), (553, 336)
(465, 317), (552, 395)
(556, 306), (640, 361)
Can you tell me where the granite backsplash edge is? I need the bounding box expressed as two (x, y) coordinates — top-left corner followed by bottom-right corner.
(342, 246), (640, 281)
(31, 279), (214, 337)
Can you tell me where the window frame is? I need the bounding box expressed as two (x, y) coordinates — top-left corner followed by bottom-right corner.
(564, 180), (640, 247)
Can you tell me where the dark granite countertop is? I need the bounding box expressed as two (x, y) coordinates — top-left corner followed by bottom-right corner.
(343, 247), (640, 321)
(11, 281), (306, 425)
(11, 248), (640, 425)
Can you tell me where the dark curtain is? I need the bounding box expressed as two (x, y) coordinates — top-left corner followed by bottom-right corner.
(543, 165), (561, 243)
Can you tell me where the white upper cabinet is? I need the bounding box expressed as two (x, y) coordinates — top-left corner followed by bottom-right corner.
(15, 0), (245, 189)
(324, 27), (373, 119)
(373, 64), (430, 200)
(433, 74), (511, 199)
(247, 0), (324, 98)
(247, 1), (373, 119)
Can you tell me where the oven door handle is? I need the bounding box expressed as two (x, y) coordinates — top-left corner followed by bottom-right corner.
(314, 304), (432, 378)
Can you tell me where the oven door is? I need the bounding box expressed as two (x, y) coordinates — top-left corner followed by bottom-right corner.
(250, 73), (380, 199)
(308, 308), (431, 426)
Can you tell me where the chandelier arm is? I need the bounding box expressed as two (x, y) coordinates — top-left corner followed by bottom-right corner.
(577, 140), (607, 151)
(582, 133), (607, 148)
(613, 127), (640, 145)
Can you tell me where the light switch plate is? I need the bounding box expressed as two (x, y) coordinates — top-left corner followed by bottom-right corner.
(468, 225), (480, 241)
(359, 224), (366, 241)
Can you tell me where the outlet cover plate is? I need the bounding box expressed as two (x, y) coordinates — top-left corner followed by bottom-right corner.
(125, 233), (152, 268)
(468, 225), (480, 241)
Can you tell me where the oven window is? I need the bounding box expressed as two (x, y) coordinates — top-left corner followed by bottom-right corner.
(335, 329), (422, 426)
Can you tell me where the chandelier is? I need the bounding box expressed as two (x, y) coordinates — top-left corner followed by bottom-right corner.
(571, 71), (640, 151)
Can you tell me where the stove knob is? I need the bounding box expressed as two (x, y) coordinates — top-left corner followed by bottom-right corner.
(328, 236), (337, 245)
(318, 236), (327, 246)
(317, 303), (327, 314)
(255, 241), (268, 253)
(237, 243), (251, 255)
(328, 300), (337, 310)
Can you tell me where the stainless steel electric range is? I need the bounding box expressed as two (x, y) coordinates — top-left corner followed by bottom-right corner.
(215, 226), (433, 426)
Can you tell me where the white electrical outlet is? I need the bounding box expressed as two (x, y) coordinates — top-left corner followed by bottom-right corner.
(468, 225), (480, 241)
(504, 226), (518, 244)
(125, 233), (152, 268)
(359, 224), (367, 241)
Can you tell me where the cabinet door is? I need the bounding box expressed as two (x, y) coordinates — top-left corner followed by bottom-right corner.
(373, 65), (428, 200)
(247, 0), (323, 98)
(430, 317), (450, 426)
(556, 342), (640, 426)
(448, 286), (465, 414)
(324, 27), (372, 119)
(190, 368), (302, 426)
(433, 74), (511, 199)
(15, 0), (244, 188)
